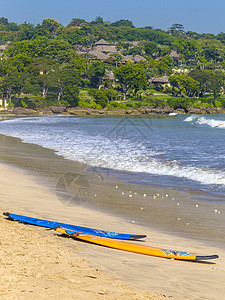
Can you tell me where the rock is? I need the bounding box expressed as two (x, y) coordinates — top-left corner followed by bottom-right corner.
(38, 108), (54, 115)
(186, 106), (207, 114)
(12, 107), (38, 116)
(174, 109), (186, 114)
(125, 109), (138, 114)
(50, 106), (67, 114)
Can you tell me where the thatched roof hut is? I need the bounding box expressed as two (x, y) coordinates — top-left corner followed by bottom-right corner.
(151, 75), (169, 84)
(94, 39), (110, 46)
(93, 39), (117, 53)
(133, 54), (146, 62)
(88, 50), (109, 61)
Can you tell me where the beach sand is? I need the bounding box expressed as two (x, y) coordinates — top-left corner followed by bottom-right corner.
(0, 162), (225, 299)
(0, 163), (163, 300)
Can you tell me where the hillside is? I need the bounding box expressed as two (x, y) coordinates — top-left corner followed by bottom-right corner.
(1, 17), (225, 113)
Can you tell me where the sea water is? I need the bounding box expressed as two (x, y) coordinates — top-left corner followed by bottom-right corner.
(0, 114), (225, 199)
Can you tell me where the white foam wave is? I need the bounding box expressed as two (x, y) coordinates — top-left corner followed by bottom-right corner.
(168, 112), (178, 116)
(196, 117), (225, 128)
(184, 115), (198, 122)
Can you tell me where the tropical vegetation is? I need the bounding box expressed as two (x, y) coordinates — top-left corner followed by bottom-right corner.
(1, 17), (225, 111)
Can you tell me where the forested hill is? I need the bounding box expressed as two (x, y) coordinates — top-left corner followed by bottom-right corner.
(1, 16), (225, 113)
(1, 17), (225, 63)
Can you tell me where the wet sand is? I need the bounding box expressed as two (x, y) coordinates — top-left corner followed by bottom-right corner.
(0, 134), (225, 247)
(0, 135), (225, 299)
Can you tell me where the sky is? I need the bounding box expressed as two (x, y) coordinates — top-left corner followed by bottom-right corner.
(1, 0), (225, 34)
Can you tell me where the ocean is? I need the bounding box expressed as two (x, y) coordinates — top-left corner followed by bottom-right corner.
(0, 114), (225, 198)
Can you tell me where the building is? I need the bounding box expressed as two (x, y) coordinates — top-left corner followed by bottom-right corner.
(151, 75), (170, 87)
(93, 39), (117, 53)
(0, 99), (8, 108)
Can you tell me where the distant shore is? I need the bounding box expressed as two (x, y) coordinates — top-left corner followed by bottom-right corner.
(1, 104), (225, 117)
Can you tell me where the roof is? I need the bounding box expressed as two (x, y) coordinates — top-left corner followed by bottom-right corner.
(88, 50), (109, 60)
(133, 54), (146, 62)
(94, 39), (110, 46)
(122, 55), (134, 63)
(151, 75), (169, 83)
(105, 46), (118, 53)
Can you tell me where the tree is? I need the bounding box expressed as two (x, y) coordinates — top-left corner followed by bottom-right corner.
(114, 62), (147, 99)
(87, 61), (106, 88)
(29, 57), (56, 97)
(189, 69), (224, 98)
(91, 16), (104, 25)
(111, 20), (134, 28)
(202, 43), (222, 62)
(55, 67), (80, 102)
(61, 83), (79, 106)
(188, 69), (210, 96)
(0, 17), (8, 25)
(169, 74), (200, 97)
(207, 71), (223, 98)
(168, 24), (185, 36)
(0, 72), (30, 104)
(18, 23), (36, 40)
(109, 53), (123, 67)
(67, 18), (87, 27)
(153, 56), (173, 76)
(42, 19), (61, 33)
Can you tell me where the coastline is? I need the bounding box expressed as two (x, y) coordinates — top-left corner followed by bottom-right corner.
(0, 133), (225, 247)
(1, 104), (225, 117)
(0, 134), (225, 299)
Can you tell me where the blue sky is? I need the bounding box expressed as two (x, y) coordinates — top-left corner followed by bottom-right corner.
(1, 0), (225, 34)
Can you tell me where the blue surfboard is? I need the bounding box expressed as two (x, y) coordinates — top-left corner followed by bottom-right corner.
(3, 212), (146, 240)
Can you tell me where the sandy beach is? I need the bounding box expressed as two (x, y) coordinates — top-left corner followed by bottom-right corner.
(0, 160), (225, 299)
(0, 163), (164, 300)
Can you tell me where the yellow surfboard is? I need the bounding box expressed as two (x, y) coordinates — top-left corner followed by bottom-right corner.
(55, 227), (218, 261)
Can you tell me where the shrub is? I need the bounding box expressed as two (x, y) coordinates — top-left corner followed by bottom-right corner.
(78, 99), (102, 109)
(215, 100), (222, 108)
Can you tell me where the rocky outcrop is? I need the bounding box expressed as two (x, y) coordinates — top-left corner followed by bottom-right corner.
(185, 105), (225, 114)
(12, 107), (38, 116)
(50, 106), (67, 114)
(1, 104), (225, 117)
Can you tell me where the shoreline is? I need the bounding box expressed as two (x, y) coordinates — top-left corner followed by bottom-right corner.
(0, 134), (225, 298)
(1, 105), (225, 117)
(1, 160), (225, 299)
(0, 132), (225, 249)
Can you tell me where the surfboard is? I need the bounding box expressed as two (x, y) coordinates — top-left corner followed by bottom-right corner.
(3, 212), (146, 240)
(55, 227), (219, 261)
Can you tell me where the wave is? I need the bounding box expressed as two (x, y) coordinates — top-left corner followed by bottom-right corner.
(184, 115), (198, 122)
(1, 116), (225, 187)
(168, 112), (178, 116)
(196, 116), (225, 128)
(184, 115), (225, 128)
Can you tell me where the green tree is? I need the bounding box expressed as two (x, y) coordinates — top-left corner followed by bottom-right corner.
(114, 62), (147, 99)
(188, 69), (210, 96)
(168, 24), (185, 36)
(111, 20), (134, 28)
(169, 74), (200, 97)
(109, 53), (123, 67)
(42, 19), (61, 33)
(67, 18), (87, 27)
(87, 61), (106, 88)
(61, 83), (79, 106)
